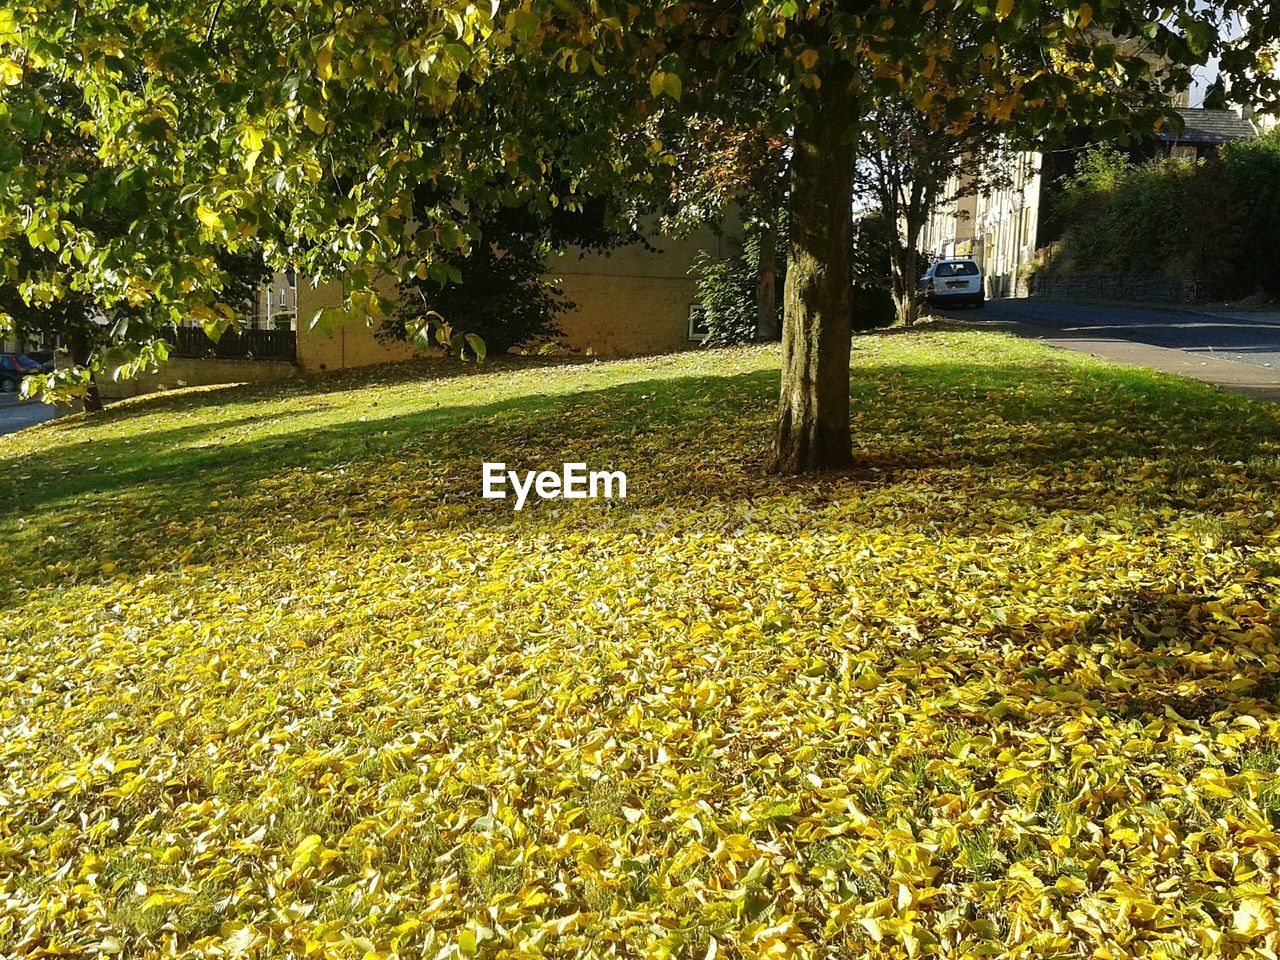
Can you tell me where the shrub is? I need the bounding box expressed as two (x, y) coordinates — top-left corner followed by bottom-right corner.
(1053, 148), (1197, 279)
(384, 199), (629, 354)
(691, 220), (787, 347)
(692, 212), (898, 341)
(388, 235), (569, 354)
(851, 211), (904, 330)
(1050, 136), (1280, 300)
(1220, 130), (1280, 296)
(691, 247), (757, 346)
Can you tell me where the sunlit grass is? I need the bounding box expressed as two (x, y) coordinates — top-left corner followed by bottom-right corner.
(3, 326), (1280, 958)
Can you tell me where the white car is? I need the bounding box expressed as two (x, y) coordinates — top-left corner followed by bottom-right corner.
(920, 259), (985, 309)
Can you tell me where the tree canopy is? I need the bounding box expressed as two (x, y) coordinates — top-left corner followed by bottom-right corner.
(4, 0), (1278, 466)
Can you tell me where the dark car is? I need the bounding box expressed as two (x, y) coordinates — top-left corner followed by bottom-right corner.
(0, 353), (43, 393)
(26, 349), (57, 373)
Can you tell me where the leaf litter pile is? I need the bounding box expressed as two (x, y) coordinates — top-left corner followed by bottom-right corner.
(3, 329), (1280, 959)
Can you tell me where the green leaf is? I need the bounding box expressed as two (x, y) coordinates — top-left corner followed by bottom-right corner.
(310, 306), (344, 335)
(509, 9), (540, 40)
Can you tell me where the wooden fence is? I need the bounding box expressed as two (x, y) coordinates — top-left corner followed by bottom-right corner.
(163, 326), (297, 363)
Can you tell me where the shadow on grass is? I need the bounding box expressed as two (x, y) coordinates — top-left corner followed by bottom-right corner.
(2, 345), (1280, 609)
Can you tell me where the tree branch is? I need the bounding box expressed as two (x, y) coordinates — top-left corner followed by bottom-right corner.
(205, 0), (224, 43)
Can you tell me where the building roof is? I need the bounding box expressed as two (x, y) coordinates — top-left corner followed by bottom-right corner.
(1157, 107), (1256, 145)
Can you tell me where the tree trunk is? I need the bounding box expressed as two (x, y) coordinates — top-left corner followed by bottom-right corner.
(82, 377), (103, 414)
(754, 219), (780, 342)
(767, 68), (857, 474)
(890, 236), (922, 327)
(70, 329), (103, 413)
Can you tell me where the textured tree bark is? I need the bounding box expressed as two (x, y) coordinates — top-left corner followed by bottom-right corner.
(890, 224), (924, 327)
(767, 68), (857, 474)
(82, 378), (103, 414)
(754, 219), (780, 342)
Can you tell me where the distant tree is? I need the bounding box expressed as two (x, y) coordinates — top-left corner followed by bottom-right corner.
(1202, 73), (1229, 110)
(854, 94), (1009, 326)
(0, 71), (265, 410)
(661, 102), (789, 342)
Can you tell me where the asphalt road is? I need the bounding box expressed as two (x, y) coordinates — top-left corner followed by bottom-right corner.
(953, 299), (1280, 371)
(0, 395), (57, 436)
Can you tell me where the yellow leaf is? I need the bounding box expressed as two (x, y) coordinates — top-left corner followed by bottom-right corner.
(1055, 875), (1086, 895)
(1233, 899), (1273, 937)
(196, 204), (224, 231)
(303, 105), (326, 135)
(458, 929), (478, 957)
(996, 0), (1014, 20)
(316, 41), (334, 80)
(859, 917), (884, 942)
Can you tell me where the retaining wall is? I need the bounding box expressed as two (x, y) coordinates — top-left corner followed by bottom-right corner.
(1030, 274), (1201, 304)
(97, 357), (298, 400)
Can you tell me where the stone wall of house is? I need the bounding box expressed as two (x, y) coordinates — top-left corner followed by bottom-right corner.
(549, 228), (736, 355)
(292, 222), (742, 369)
(553, 271), (701, 355)
(97, 357), (298, 400)
(295, 319), (417, 374)
(295, 278), (417, 374)
(1029, 273), (1201, 304)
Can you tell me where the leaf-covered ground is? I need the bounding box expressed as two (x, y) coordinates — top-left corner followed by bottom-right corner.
(3, 328), (1280, 959)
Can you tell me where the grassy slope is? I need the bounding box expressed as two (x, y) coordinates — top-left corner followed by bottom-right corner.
(3, 327), (1280, 958)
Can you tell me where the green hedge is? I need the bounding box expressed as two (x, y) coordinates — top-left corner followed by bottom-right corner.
(1048, 133), (1280, 300)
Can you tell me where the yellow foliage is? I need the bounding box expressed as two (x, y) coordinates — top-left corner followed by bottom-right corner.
(2, 331), (1280, 957)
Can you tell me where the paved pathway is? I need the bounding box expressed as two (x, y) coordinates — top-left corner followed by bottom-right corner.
(940, 300), (1280, 402)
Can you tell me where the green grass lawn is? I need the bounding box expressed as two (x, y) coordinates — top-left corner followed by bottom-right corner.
(3, 327), (1280, 958)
